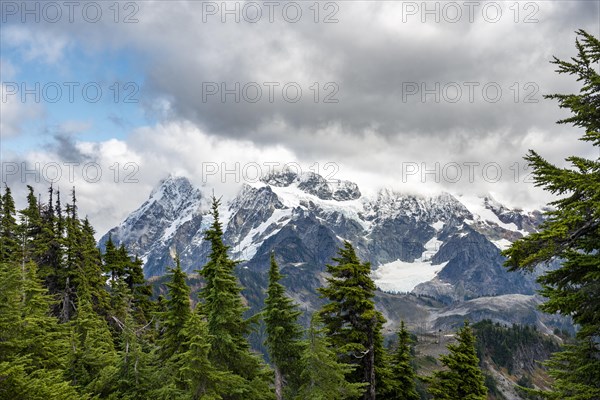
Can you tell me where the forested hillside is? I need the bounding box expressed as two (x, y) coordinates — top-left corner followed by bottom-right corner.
(0, 185), (567, 400)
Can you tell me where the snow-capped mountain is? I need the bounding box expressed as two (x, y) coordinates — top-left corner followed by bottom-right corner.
(101, 171), (553, 331)
(101, 175), (208, 274)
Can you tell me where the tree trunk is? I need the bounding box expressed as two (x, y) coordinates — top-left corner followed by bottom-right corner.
(365, 319), (377, 400)
(275, 365), (283, 400)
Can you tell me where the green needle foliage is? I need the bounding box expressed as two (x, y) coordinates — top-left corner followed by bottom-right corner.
(296, 315), (367, 400)
(0, 186), (19, 263)
(0, 261), (80, 399)
(198, 196), (273, 399)
(318, 241), (391, 399)
(428, 321), (487, 400)
(158, 256), (192, 361)
(503, 30), (600, 400)
(388, 321), (419, 400)
(263, 252), (305, 399)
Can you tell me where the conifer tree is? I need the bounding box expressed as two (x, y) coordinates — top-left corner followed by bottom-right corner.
(19, 261), (71, 370)
(318, 241), (391, 399)
(0, 262), (21, 359)
(67, 292), (118, 393)
(198, 196), (272, 399)
(0, 260), (79, 399)
(112, 311), (154, 399)
(503, 29), (600, 400)
(63, 198), (109, 320)
(80, 218), (110, 316)
(128, 254), (154, 324)
(0, 185), (19, 263)
(295, 315), (367, 400)
(102, 286), (156, 400)
(263, 252), (305, 399)
(428, 321), (487, 400)
(158, 256), (192, 361)
(18, 185), (43, 265)
(152, 255), (242, 400)
(108, 277), (133, 332)
(388, 321), (419, 400)
(0, 359), (81, 400)
(103, 234), (120, 281)
(105, 241), (151, 329)
(176, 313), (245, 400)
(36, 185), (63, 299)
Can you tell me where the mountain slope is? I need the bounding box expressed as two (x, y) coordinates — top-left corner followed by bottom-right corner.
(101, 171), (556, 331)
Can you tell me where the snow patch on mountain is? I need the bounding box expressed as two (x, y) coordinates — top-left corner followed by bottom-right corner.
(372, 260), (449, 293)
(253, 182), (372, 231)
(364, 189), (472, 223)
(261, 170), (361, 201)
(372, 233), (446, 293)
(492, 238), (513, 250)
(458, 194), (520, 231)
(233, 208), (291, 260)
(432, 220), (445, 230)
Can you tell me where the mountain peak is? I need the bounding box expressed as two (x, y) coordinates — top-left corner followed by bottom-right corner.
(261, 169), (361, 201)
(150, 174), (194, 197)
(261, 169), (299, 187)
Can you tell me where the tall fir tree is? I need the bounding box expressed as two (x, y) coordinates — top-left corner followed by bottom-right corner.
(0, 185), (19, 263)
(428, 321), (487, 400)
(103, 233), (120, 281)
(318, 241), (391, 399)
(18, 185), (43, 265)
(104, 239), (152, 329)
(263, 252), (305, 399)
(36, 185), (64, 301)
(295, 315), (367, 400)
(125, 254), (153, 323)
(388, 321), (419, 400)
(503, 29), (600, 400)
(80, 218), (111, 316)
(157, 256), (192, 361)
(68, 190), (110, 319)
(198, 196), (272, 399)
(152, 256), (241, 400)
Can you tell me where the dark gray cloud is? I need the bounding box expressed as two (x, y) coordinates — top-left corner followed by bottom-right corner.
(118, 1), (598, 149)
(49, 133), (90, 163)
(6, 1), (597, 150)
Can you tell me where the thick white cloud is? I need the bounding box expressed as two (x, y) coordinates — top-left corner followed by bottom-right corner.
(1, 0), (599, 235)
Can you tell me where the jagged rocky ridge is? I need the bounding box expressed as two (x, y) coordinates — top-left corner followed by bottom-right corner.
(101, 172), (561, 332)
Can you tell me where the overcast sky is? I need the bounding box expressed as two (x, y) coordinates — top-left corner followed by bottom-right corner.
(1, 0), (599, 236)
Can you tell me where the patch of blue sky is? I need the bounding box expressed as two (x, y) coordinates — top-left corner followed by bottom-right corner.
(2, 31), (150, 153)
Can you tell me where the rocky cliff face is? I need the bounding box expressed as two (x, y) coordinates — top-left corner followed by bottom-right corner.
(101, 172), (557, 331)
